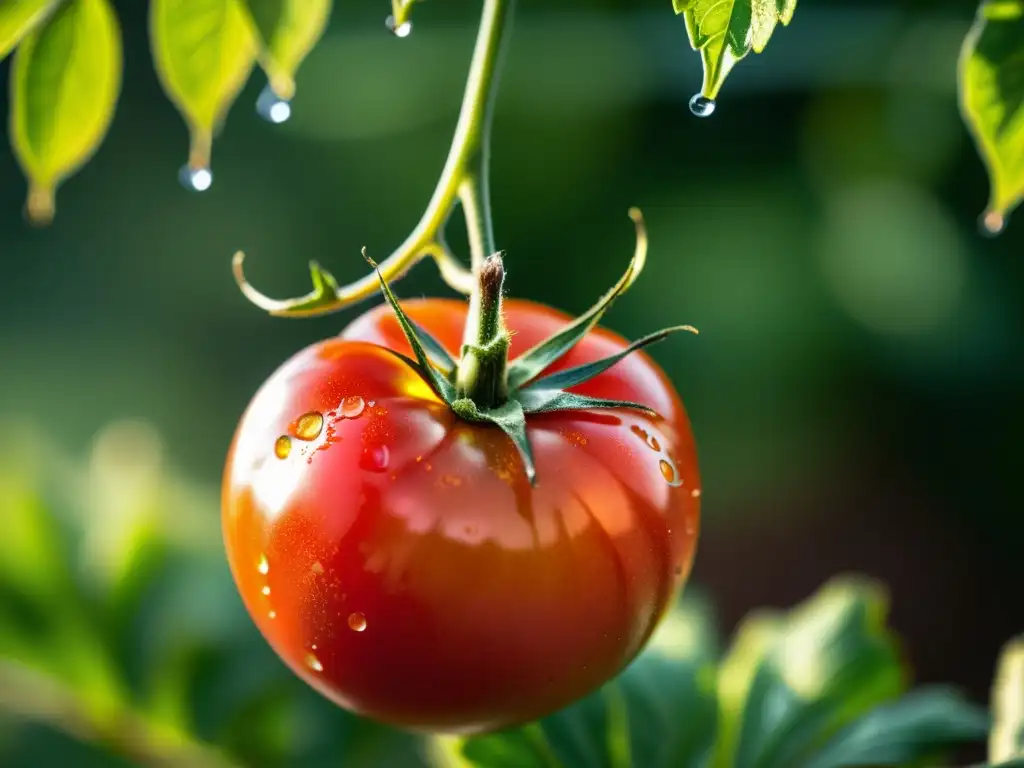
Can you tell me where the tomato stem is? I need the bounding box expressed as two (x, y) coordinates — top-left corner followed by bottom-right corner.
(456, 254), (510, 408)
(232, 0), (514, 317)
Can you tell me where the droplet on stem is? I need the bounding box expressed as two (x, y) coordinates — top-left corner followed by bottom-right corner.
(689, 94), (716, 118)
(980, 210), (1006, 236)
(256, 84), (292, 124)
(179, 164), (213, 192)
(385, 14), (412, 37)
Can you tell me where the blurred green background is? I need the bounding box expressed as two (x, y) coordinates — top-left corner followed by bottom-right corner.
(1, 0), (1022, 765)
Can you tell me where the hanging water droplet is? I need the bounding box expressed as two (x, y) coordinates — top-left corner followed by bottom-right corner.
(348, 612), (367, 632)
(274, 435), (292, 459)
(305, 653), (324, 672)
(980, 210), (1006, 236)
(360, 444), (390, 472)
(178, 164), (213, 192)
(257, 555), (269, 575)
(294, 411), (324, 441)
(340, 395), (365, 419)
(385, 14), (412, 37)
(255, 84), (292, 124)
(688, 94), (716, 118)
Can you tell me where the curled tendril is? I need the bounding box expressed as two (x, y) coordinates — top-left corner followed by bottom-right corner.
(231, 242), (475, 318)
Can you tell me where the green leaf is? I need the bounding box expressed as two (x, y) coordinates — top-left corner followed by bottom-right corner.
(434, 594), (719, 768)
(241, 0), (331, 100)
(715, 575), (906, 768)
(523, 326), (697, 394)
(506, 208), (648, 391)
(674, 0), (797, 102)
(960, 0), (1024, 234)
(150, 0), (257, 170)
(990, 636), (1024, 764)
(10, 0), (122, 224)
(407, 318), (458, 375)
(802, 687), (990, 768)
(0, 0), (60, 61)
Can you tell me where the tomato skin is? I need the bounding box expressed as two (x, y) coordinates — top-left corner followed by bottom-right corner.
(222, 298), (700, 734)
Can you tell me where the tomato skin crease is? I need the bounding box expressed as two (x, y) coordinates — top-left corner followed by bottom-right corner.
(222, 298), (700, 733)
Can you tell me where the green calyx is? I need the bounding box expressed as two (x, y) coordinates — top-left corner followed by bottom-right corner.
(364, 208), (698, 486)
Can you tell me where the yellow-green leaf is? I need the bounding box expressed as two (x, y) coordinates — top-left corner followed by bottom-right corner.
(673, 0), (797, 104)
(959, 0), (1024, 234)
(150, 0), (257, 171)
(0, 0), (61, 61)
(241, 0), (331, 100)
(10, 0), (122, 224)
(990, 636), (1024, 764)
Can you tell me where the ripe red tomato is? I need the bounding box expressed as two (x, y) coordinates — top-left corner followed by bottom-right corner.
(222, 298), (700, 733)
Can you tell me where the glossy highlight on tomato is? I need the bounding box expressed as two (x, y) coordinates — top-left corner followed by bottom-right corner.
(222, 298), (700, 734)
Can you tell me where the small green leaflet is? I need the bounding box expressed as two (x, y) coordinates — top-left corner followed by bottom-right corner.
(990, 636), (1024, 764)
(673, 0), (797, 103)
(241, 0), (331, 100)
(0, 0), (60, 61)
(10, 0), (122, 224)
(150, 0), (257, 172)
(960, 0), (1024, 234)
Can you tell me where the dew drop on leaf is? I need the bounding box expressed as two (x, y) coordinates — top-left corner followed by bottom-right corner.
(294, 411), (324, 441)
(178, 164), (213, 191)
(980, 210), (1006, 236)
(274, 435), (292, 459)
(385, 15), (412, 38)
(348, 612), (367, 632)
(341, 396), (365, 419)
(256, 84), (292, 124)
(688, 94), (716, 118)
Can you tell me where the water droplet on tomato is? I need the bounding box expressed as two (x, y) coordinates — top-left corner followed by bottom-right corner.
(691, 488), (702, 498)
(268, 610), (277, 619)
(348, 612), (367, 632)
(980, 210), (1006, 236)
(441, 474), (462, 487)
(262, 586), (271, 596)
(385, 15), (412, 37)
(340, 395), (365, 419)
(311, 560), (324, 575)
(306, 653), (324, 672)
(659, 459), (682, 486)
(367, 400), (376, 407)
(360, 444), (389, 472)
(689, 94), (716, 117)
(257, 555), (269, 575)
(630, 424), (660, 451)
(294, 411), (324, 440)
(256, 84), (291, 124)
(179, 164), (212, 191)
(274, 435), (292, 459)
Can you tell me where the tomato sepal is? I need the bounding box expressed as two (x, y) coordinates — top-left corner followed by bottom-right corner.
(505, 207), (649, 391)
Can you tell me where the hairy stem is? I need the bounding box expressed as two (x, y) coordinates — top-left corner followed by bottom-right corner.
(234, 0), (513, 316)
(456, 254), (510, 408)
